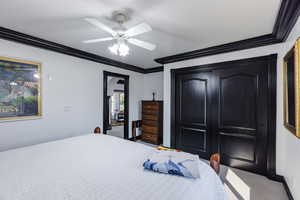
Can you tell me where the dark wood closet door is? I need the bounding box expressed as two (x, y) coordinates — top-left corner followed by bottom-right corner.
(172, 55), (275, 175)
(212, 63), (268, 174)
(175, 72), (212, 159)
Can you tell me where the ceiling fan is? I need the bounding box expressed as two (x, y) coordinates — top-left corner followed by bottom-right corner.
(83, 11), (156, 56)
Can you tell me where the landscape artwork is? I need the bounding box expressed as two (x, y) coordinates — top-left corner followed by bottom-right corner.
(283, 38), (300, 138)
(0, 57), (41, 120)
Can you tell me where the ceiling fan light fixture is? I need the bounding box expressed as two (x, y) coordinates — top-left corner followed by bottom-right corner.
(109, 43), (119, 55)
(119, 43), (129, 56)
(109, 42), (129, 57)
(83, 15), (155, 55)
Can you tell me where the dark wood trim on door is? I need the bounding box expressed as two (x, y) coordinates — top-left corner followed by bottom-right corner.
(170, 54), (277, 178)
(266, 54), (278, 179)
(103, 71), (129, 139)
(155, 0), (300, 64)
(170, 68), (177, 148)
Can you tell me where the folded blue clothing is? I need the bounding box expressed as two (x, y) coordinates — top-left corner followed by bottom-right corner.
(143, 150), (200, 178)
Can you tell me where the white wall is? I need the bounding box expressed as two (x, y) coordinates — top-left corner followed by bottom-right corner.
(164, 17), (300, 200)
(280, 19), (300, 200)
(0, 39), (144, 151)
(143, 72), (164, 101)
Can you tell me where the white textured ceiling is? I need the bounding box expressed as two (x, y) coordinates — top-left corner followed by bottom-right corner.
(0, 0), (281, 68)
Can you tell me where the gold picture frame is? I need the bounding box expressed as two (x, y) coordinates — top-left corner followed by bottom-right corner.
(0, 57), (42, 121)
(284, 38), (300, 138)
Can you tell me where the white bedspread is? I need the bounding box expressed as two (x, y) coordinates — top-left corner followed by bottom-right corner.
(0, 134), (227, 200)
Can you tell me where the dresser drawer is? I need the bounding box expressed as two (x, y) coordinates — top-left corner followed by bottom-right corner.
(142, 120), (159, 127)
(142, 103), (159, 110)
(142, 125), (158, 134)
(142, 114), (158, 121)
(142, 109), (159, 115)
(143, 102), (160, 106)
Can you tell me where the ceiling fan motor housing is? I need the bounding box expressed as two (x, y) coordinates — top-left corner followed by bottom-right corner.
(113, 11), (129, 24)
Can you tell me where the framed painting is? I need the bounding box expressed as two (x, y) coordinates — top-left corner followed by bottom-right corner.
(283, 38), (300, 138)
(0, 57), (42, 121)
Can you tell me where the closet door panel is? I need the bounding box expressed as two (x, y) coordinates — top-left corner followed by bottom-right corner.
(181, 79), (207, 125)
(175, 72), (212, 158)
(213, 62), (268, 174)
(219, 74), (257, 129)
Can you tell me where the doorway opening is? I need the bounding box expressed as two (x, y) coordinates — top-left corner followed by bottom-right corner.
(103, 71), (129, 139)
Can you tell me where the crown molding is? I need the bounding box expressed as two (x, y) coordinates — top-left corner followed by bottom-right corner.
(1, 0), (299, 70)
(155, 0), (300, 65)
(273, 0), (300, 41)
(144, 66), (163, 74)
(0, 27), (145, 73)
(155, 35), (280, 64)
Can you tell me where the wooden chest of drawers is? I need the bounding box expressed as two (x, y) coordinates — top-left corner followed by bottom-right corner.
(141, 101), (163, 145)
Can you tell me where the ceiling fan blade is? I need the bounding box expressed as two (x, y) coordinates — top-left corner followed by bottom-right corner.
(125, 23), (152, 37)
(83, 37), (114, 44)
(127, 38), (156, 51)
(85, 18), (117, 37)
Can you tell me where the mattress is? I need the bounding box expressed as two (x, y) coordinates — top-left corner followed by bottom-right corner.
(0, 134), (227, 200)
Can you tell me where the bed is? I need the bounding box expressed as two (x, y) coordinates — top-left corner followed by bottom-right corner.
(0, 134), (227, 200)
